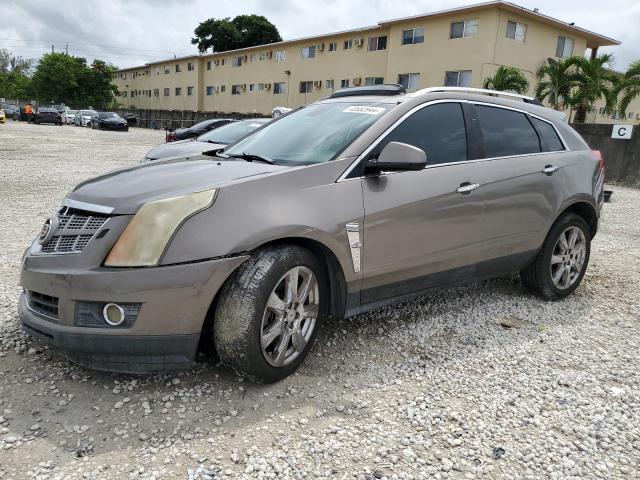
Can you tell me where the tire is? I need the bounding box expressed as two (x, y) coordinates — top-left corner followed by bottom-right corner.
(521, 213), (591, 300)
(214, 245), (327, 383)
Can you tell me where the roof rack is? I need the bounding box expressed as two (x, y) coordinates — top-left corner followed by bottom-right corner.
(329, 84), (406, 98)
(411, 87), (543, 106)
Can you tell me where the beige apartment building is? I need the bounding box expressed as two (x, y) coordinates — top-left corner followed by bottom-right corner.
(112, 1), (638, 123)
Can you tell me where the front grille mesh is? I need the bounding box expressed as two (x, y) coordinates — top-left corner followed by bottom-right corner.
(27, 291), (59, 319)
(39, 207), (108, 254)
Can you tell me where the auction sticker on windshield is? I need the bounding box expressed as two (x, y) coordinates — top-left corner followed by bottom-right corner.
(342, 106), (386, 115)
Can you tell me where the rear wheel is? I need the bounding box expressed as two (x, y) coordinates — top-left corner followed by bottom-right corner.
(214, 245), (327, 383)
(521, 213), (591, 300)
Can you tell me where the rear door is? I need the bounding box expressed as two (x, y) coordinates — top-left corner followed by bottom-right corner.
(360, 102), (487, 303)
(469, 103), (569, 268)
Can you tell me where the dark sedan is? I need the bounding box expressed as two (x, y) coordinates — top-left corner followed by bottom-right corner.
(35, 108), (62, 125)
(144, 118), (271, 162)
(90, 112), (129, 131)
(170, 118), (235, 141)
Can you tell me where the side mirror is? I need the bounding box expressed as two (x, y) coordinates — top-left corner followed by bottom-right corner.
(364, 141), (427, 174)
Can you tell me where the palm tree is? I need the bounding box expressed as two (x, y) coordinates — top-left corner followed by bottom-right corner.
(483, 66), (530, 94)
(535, 58), (577, 111)
(616, 60), (640, 118)
(568, 53), (619, 123)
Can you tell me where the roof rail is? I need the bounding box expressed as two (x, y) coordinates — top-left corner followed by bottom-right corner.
(329, 84), (406, 98)
(411, 87), (543, 106)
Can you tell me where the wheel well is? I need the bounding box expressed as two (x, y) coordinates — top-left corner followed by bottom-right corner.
(559, 202), (598, 237)
(253, 237), (349, 321)
(201, 237), (348, 341)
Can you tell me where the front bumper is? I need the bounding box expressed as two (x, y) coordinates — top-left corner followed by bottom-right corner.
(19, 254), (248, 373)
(99, 123), (128, 131)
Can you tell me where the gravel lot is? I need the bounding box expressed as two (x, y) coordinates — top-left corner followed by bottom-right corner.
(0, 120), (638, 479)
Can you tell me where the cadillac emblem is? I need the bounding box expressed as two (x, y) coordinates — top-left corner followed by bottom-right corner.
(38, 217), (59, 245)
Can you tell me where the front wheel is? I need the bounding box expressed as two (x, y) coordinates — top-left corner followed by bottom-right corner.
(521, 213), (591, 300)
(214, 245), (327, 383)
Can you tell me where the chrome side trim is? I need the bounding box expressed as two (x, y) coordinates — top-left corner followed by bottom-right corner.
(336, 99), (571, 183)
(345, 222), (362, 273)
(62, 198), (115, 214)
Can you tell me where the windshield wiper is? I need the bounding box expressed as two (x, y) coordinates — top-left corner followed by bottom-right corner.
(206, 139), (222, 144)
(225, 152), (276, 165)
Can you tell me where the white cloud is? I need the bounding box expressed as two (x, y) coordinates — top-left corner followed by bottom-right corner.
(0, 0), (637, 70)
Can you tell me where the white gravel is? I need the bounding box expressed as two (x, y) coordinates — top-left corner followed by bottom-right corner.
(0, 120), (639, 479)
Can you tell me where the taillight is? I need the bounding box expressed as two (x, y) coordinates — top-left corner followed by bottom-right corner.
(592, 150), (605, 171)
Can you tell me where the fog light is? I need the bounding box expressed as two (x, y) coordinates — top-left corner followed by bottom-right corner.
(103, 303), (125, 326)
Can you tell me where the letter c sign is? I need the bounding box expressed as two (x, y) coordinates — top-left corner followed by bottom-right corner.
(612, 124), (633, 139)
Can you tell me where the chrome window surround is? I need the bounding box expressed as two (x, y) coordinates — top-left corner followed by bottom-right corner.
(336, 99), (569, 182)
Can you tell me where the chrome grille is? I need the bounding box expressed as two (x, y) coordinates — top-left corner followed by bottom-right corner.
(39, 206), (109, 254)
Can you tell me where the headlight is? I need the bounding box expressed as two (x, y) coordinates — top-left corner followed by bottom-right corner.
(104, 188), (217, 267)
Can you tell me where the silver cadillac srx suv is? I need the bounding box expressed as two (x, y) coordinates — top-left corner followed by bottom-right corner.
(19, 85), (605, 382)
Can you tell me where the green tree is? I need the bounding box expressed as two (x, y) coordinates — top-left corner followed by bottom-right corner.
(616, 60), (640, 117)
(31, 52), (84, 104)
(568, 54), (619, 123)
(483, 66), (530, 94)
(191, 15), (282, 53)
(535, 58), (578, 111)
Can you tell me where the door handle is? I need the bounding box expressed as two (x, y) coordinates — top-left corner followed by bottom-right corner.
(456, 182), (480, 194)
(542, 165), (559, 175)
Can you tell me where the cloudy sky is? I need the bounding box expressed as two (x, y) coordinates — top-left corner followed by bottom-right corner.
(1, 0), (638, 71)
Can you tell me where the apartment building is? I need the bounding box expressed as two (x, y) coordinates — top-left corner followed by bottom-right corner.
(112, 1), (625, 119)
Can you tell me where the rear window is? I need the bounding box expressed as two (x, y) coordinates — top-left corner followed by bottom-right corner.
(476, 105), (540, 158)
(530, 117), (564, 152)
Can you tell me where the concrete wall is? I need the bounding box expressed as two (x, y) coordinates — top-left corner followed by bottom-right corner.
(572, 123), (640, 186)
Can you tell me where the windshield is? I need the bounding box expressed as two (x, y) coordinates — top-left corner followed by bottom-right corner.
(198, 120), (265, 144)
(224, 102), (391, 165)
(99, 112), (118, 118)
(82, 110), (96, 115)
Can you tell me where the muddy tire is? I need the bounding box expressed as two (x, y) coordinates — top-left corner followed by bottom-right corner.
(213, 245), (327, 383)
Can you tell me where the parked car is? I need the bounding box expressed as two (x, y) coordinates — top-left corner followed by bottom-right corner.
(169, 118), (235, 141)
(62, 109), (77, 125)
(272, 107), (292, 118)
(2, 104), (18, 118)
(144, 118), (270, 162)
(51, 104), (67, 114)
(13, 106), (31, 122)
(34, 108), (62, 125)
(90, 112), (129, 131)
(0, 109), (5, 124)
(18, 85), (604, 382)
(74, 109), (96, 127)
(123, 113), (137, 126)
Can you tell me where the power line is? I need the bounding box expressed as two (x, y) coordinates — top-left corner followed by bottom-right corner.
(0, 38), (175, 54)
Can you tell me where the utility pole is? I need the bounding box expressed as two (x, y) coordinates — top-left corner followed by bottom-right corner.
(51, 44), (54, 53)
(65, 43), (68, 55)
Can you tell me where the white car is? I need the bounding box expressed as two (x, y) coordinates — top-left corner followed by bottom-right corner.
(272, 106), (292, 118)
(75, 109), (96, 127)
(61, 109), (77, 125)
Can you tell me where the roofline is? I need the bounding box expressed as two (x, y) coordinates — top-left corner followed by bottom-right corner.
(115, 0), (620, 72)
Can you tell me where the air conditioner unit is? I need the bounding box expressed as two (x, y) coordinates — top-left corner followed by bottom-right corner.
(316, 43), (324, 51)
(353, 77), (362, 86)
(213, 59), (219, 66)
(243, 55), (248, 61)
(314, 80), (322, 88)
(242, 84), (247, 90)
(265, 83), (272, 89)
(265, 51), (273, 58)
(355, 38), (364, 48)
(215, 86), (220, 93)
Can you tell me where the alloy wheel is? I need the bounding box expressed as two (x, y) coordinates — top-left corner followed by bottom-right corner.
(550, 226), (587, 290)
(260, 266), (319, 367)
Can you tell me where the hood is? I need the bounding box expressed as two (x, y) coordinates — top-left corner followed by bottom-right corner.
(68, 157), (287, 214)
(145, 140), (226, 160)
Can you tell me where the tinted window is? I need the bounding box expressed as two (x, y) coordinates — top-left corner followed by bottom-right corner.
(476, 106), (540, 157)
(530, 117), (564, 152)
(198, 120), (264, 144)
(376, 103), (467, 165)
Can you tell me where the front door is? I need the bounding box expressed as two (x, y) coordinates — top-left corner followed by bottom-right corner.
(359, 102), (486, 303)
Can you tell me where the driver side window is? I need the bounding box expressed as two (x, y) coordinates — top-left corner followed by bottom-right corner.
(374, 102), (468, 165)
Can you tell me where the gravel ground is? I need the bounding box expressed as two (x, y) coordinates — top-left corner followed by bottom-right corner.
(0, 120), (639, 479)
